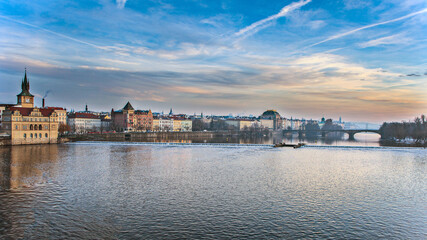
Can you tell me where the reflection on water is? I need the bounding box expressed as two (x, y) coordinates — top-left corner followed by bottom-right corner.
(0, 145), (60, 189)
(116, 132), (382, 146)
(0, 143), (425, 239)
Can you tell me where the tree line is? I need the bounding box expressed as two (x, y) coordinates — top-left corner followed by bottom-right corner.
(379, 115), (426, 143)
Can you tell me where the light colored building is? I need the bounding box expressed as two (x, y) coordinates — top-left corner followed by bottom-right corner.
(159, 118), (173, 131)
(180, 119), (192, 131)
(260, 119), (274, 130)
(153, 118), (160, 131)
(0, 71), (61, 145)
(260, 110), (282, 130)
(67, 112), (101, 133)
(225, 119), (256, 130)
(172, 117), (192, 132)
(46, 107), (67, 125)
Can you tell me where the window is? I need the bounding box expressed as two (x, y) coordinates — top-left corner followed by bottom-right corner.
(30, 125), (33, 130)
(45, 133), (48, 138)
(35, 133), (37, 138)
(30, 133), (33, 138)
(39, 124), (42, 130)
(15, 125), (18, 130)
(39, 133), (42, 138)
(45, 125), (49, 130)
(24, 133), (27, 138)
(34, 125), (38, 130)
(23, 125), (27, 130)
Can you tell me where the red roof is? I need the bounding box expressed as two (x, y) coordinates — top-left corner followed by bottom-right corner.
(68, 112), (100, 119)
(9, 107), (57, 117)
(46, 107), (66, 110)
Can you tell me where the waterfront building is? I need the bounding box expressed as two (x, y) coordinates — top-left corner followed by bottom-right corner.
(180, 119), (192, 132)
(153, 117), (160, 131)
(225, 119), (256, 131)
(67, 112), (101, 133)
(0, 104), (15, 129)
(111, 102), (153, 132)
(101, 115), (112, 132)
(260, 110), (282, 130)
(46, 107), (67, 125)
(134, 110), (153, 131)
(171, 117), (192, 132)
(260, 119), (274, 130)
(0, 71), (63, 145)
(159, 117), (174, 131)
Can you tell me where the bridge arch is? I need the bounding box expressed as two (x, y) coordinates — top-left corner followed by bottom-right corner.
(347, 130), (381, 140)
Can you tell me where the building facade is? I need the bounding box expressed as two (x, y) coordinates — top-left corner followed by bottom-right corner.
(260, 110), (282, 130)
(0, 71), (62, 145)
(67, 112), (101, 133)
(111, 102), (153, 132)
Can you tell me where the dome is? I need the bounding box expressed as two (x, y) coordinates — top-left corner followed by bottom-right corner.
(262, 110), (281, 118)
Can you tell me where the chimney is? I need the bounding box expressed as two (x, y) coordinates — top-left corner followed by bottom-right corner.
(42, 98), (45, 108)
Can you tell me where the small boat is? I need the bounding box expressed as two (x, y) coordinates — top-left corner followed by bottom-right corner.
(273, 142), (306, 148)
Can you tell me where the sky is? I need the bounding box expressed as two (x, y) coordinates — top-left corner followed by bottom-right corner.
(0, 0), (426, 122)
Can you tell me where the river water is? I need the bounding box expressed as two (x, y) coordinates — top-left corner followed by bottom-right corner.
(0, 139), (426, 239)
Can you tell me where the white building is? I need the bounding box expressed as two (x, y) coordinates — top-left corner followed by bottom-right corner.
(67, 112), (101, 133)
(158, 118), (174, 131)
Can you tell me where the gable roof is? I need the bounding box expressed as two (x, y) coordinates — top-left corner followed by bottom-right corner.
(123, 101), (134, 110)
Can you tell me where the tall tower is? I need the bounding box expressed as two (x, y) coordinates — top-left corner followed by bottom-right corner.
(17, 70), (34, 108)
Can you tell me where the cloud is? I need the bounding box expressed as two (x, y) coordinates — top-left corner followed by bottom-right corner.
(235, 0), (311, 37)
(308, 8), (427, 48)
(167, 86), (213, 95)
(358, 34), (411, 48)
(0, 15), (104, 50)
(406, 73), (421, 77)
(343, 0), (371, 10)
(116, 0), (127, 9)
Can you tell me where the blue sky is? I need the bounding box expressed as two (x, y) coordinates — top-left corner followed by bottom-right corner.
(0, 0), (426, 122)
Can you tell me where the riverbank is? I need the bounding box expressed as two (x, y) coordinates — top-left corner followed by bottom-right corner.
(380, 139), (427, 147)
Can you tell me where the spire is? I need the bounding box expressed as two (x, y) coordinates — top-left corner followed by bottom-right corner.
(85, 104), (88, 112)
(23, 68), (29, 91)
(17, 69), (33, 97)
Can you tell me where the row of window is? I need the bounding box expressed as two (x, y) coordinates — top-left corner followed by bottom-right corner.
(23, 133), (48, 138)
(15, 124), (49, 130)
(12, 117), (57, 122)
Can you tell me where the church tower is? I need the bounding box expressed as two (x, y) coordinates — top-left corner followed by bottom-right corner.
(17, 70), (34, 108)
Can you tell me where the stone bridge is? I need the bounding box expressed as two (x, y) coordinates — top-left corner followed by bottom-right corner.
(283, 129), (381, 140)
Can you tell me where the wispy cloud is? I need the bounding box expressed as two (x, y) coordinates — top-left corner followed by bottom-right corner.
(116, 0), (127, 9)
(0, 14), (105, 50)
(308, 8), (427, 48)
(358, 34), (411, 48)
(235, 0), (311, 37)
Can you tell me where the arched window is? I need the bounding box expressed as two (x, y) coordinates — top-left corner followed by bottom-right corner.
(30, 133), (33, 138)
(39, 124), (42, 130)
(35, 133), (37, 138)
(39, 133), (42, 138)
(30, 125), (33, 130)
(24, 133), (27, 138)
(45, 133), (48, 138)
(15, 125), (18, 130)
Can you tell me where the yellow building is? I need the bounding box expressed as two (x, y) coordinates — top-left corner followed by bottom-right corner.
(173, 119), (182, 131)
(1, 71), (63, 145)
(153, 118), (160, 131)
